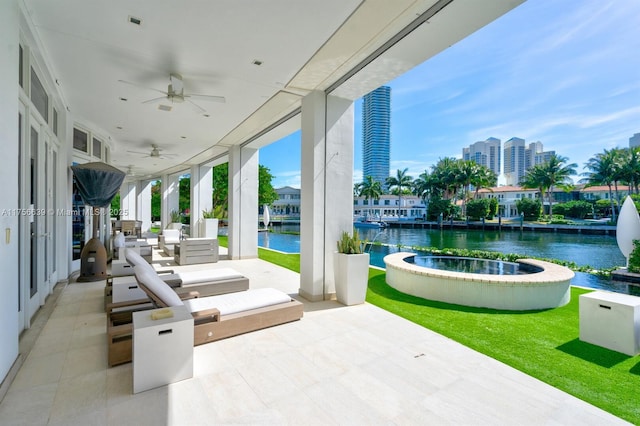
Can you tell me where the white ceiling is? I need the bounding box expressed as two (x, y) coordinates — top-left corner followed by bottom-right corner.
(22, 0), (524, 179)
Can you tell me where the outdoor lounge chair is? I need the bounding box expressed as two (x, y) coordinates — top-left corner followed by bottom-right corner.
(159, 229), (181, 256)
(107, 265), (303, 366)
(106, 248), (249, 304)
(134, 265), (303, 344)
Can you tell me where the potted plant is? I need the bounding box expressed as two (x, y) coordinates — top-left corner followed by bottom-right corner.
(334, 229), (370, 305)
(200, 208), (219, 239)
(167, 210), (183, 230)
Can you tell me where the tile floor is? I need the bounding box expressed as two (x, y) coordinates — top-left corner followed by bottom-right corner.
(0, 251), (630, 425)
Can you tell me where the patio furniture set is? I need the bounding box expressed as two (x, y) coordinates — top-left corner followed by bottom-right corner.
(104, 235), (304, 393)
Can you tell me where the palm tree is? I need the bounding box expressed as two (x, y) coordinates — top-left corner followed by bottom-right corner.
(431, 157), (459, 200)
(520, 164), (549, 215)
(356, 175), (383, 218)
(412, 170), (437, 202)
(542, 154), (577, 217)
(472, 166), (498, 199)
(456, 160), (481, 217)
(621, 147), (640, 194)
(581, 148), (624, 221)
(522, 154), (576, 217)
(386, 168), (413, 217)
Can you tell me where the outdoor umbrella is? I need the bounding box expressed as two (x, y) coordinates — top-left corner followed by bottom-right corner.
(71, 162), (126, 281)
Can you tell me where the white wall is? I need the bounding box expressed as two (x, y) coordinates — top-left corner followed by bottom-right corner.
(0, 0), (21, 382)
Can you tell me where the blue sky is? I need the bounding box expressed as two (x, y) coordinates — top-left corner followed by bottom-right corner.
(260, 0), (640, 188)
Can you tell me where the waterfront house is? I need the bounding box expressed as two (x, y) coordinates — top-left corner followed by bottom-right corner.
(353, 194), (427, 221)
(272, 186), (301, 217)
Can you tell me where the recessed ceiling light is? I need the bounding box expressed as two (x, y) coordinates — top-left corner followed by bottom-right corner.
(119, 97), (128, 101)
(203, 114), (210, 118)
(158, 105), (172, 112)
(116, 126), (123, 129)
(128, 15), (142, 26)
(181, 136), (186, 139)
(252, 59), (263, 66)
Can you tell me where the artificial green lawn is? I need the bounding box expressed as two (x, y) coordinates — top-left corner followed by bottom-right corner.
(246, 243), (640, 423)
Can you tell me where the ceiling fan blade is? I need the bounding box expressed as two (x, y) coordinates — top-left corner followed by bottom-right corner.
(186, 99), (207, 114)
(186, 94), (226, 103)
(142, 96), (168, 104)
(126, 150), (150, 156)
(118, 79), (166, 95)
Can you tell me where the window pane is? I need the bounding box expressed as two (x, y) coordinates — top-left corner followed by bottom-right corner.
(92, 137), (102, 159)
(30, 67), (49, 122)
(73, 128), (88, 152)
(53, 108), (58, 136)
(19, 45), (23, 88)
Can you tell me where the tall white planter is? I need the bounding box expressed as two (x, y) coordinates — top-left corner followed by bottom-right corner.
(201, 218), (219, 239)
(334, 252), (370, 305)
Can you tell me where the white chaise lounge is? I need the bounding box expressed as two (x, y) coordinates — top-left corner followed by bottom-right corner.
(107, 248), (249, 303)
(107, 265), (303, 366)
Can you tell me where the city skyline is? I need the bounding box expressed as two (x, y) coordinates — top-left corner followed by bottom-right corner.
(260, 0), (640, 189)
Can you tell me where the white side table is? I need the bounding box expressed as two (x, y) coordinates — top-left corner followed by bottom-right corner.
(133, 305), (194, 393)
(579, 291), (640, 356)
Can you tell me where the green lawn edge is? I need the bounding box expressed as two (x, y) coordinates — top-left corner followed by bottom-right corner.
(248, 243), (640, 423)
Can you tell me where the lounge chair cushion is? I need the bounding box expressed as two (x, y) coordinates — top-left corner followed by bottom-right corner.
(135, 266), (184, 307)
(125, 248), (151, 270)
(183, 288), (292, 316)
(178, 268), (245, 286)
(162, 229), (181, 244)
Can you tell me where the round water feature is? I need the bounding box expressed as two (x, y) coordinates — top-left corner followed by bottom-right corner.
(407, 256), (544, 275)
(384, 252), (574, 311)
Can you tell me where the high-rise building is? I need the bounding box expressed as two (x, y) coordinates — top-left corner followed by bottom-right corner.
(503, 137), (526, 186)
(630, 133), (640, 148)
(362, 86), (391, 188)
(504, 138), (555, 185)
(462, 137), (501, 176)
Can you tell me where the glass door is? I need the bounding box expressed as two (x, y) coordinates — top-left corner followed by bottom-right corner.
(17, 106), (24, 332)
(26, 117), (45, 320)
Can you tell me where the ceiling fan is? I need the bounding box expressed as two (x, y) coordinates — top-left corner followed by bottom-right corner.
(119, 73), (225, 114)
(127, 144), (177, 160)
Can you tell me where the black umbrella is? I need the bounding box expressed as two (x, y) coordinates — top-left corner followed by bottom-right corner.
(71, 162), (126, 281)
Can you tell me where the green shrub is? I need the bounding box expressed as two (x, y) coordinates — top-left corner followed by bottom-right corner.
(427, 197), (455, 221)
(466, 198), (491, 220)
(628, 240), (640, 273)
(488, 197), (498, 218)
(553, 200), (592, 219)
(516, 198), (541, 220)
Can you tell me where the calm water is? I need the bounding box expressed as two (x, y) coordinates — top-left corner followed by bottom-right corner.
(408, 256), (542, 275)
(258, 225), (640, 296)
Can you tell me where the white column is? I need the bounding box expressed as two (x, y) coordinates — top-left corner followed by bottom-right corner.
(299, 91), (354, 302)
(120, 182), (137, 220)
(189, 164), (213, 238)
(136, 180), (152, 233)
(161, 174), (180, 228)
(228, 145), (258, 259)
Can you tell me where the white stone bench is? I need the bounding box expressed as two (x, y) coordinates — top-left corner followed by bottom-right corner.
(174, 238), (219, 265)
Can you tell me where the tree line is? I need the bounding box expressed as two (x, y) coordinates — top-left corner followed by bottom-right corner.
(355, 146), (640, 222)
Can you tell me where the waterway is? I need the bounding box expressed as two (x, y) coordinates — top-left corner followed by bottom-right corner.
(258, 225), (640, 296)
